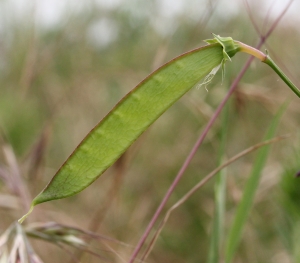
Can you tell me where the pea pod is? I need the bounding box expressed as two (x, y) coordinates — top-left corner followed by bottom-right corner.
(19, 35), (299, 223)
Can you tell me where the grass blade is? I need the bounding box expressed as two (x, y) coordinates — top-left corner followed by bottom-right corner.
(139, 135), (288, 261)
(225, 104), (286, 263)
(208, 103), (229, 263)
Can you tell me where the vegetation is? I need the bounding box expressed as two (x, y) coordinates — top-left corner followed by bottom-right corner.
(0, 1), (299, 262)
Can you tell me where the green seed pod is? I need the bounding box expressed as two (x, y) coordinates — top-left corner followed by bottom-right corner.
(19, 34), (299, 223)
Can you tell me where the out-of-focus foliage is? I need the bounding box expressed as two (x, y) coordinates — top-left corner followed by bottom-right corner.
(0, 0), (300, 262)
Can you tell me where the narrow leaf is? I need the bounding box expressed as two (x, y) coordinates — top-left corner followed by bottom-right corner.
(224, 105), (286, 263)
(208, 103), (229, 263)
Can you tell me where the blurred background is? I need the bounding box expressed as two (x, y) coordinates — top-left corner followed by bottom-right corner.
(0, 0), (300, 262)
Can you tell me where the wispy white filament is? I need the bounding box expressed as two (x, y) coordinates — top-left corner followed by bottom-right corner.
(197, 63), (221, 91)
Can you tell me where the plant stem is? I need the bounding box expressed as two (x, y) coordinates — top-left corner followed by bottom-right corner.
(264, 55), (300, 98)
(236, 41), (266, 61)
(237, 41), (300, 98)
(127, 3), (293, 262)
(128, 54), (255, 263)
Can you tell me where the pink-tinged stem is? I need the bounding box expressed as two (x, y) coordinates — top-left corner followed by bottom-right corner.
(128, 1), (293, 262)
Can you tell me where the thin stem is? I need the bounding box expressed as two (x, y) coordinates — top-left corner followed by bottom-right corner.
(141, 135), (288, 261)
(236, 41), (300, 98)
(237, 41), (300, 98)
(128, 56), (254, 263)
(244, 0), (262, 36)
(127, 2), (293, 262)
(3, 145), (31, 215)
(236, 41), (266, 61)
(264, 55), (300, 98)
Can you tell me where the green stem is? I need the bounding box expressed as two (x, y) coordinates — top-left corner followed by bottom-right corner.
(207, 36), (299, 98)
(263, 55), (300, 98)
(237, 41), (300, 98)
